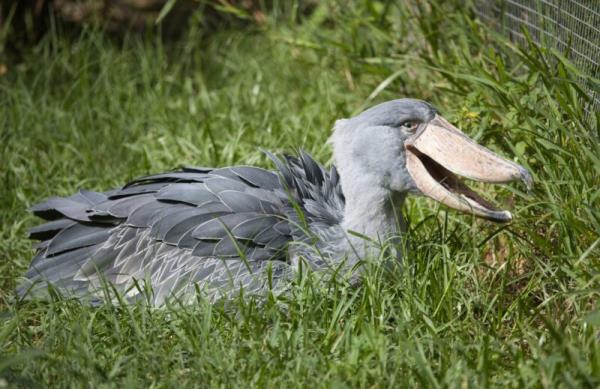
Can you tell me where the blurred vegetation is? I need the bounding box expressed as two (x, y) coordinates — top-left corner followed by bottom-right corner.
(0, 0), (315, 60)
(1, 0), (599, 387)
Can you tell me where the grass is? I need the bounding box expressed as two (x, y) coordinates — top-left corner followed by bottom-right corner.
(1, 1), (599, 386)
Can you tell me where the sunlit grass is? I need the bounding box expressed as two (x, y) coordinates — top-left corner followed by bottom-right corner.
(1, 1), (599, 386)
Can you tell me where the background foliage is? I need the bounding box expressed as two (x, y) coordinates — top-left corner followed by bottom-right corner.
(1, 0), (599, 386)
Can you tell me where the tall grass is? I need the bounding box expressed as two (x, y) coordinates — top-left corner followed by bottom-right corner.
(1, 1), (599, 386)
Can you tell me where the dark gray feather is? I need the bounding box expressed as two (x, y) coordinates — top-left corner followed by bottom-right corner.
(218, 190), (264, 213)
(265, 235), (289, 250)
(300, 150), (324, 184)
(211, 167), (246, 182)
(230, 216), (279, 240)
(29, 219), (77, 240)
(30, 196), (93, 222)
(253, 225), (282, 245)
(273, 220), (291, 235)
(126, 201), (176, 227)
(165, 212), (228, 245)
(46, 224), (111, 256)
(26, 245), (96, 280)
(76, 242), (123, 278)
(214, 237), (250, 257)
(78, 189), (109, 204)
(191, 241), (219, 257)
(181, 166), (214, 173)
(90, 195), (155, 219)
(110, 183), (169, 199)
(191, 213), (256, 240)
(125, 172), (210, 186)
(156, 183), (219, 206)
(230, 166), (280, 189)
(247, 247), (278, 261)
(203, 177), (248, 194)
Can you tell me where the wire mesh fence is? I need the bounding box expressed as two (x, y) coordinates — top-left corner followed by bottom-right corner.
(474, 0), (599, 114)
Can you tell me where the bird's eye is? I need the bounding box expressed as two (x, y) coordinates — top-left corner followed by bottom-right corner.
(400, 121), (419, 132)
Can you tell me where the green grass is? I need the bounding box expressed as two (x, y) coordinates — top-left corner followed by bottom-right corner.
(1, 1), (599, 387)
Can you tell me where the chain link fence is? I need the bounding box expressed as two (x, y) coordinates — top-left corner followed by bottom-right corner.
(474, 0), (599, 114)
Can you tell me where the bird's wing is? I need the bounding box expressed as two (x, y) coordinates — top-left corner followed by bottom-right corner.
(23, 166), (295, 304)
(268, 150), (344, 228)
(267, 151), (346, 267)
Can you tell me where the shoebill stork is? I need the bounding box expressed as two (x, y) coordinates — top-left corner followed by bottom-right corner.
(21, 99), (533, 305)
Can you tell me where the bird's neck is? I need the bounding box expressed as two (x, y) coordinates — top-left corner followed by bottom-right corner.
(330, 120), (406, 264)
(337, 167), (406, 265)
(341, 178), (406, 240)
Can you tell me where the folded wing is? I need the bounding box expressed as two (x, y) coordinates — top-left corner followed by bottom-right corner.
(22, 152), (345, 304)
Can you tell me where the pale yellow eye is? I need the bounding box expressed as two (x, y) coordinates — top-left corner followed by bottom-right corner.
(401, 121), (419, 131)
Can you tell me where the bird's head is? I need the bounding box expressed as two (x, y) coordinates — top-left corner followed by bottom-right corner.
(330, 98), (532, 222)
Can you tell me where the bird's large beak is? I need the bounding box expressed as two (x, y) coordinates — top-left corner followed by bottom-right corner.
(405, 114), (532, 222)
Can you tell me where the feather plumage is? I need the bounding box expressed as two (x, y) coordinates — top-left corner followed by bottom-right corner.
(21, 151), (345, 304)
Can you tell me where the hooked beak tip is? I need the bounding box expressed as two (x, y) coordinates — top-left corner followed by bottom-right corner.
(519, 166), (534, 191)
(496, 210), (513, 223)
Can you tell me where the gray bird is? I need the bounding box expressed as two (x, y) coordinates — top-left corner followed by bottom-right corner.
(20, 99), (533, 305)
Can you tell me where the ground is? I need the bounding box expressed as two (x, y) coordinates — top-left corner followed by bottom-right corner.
(1, 1), (599, 387)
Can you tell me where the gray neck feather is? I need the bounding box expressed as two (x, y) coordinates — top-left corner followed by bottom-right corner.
(329, 119), (406, 263)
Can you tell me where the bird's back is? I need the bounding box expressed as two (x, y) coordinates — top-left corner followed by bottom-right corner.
(21, 152), (345, 305)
